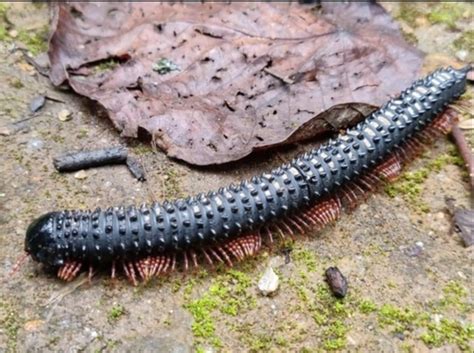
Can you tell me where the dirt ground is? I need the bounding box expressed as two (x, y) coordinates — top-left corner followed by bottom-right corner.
(0, 3), (472, 353)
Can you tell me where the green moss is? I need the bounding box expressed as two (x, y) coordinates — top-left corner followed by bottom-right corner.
(0, 301), (21, 353)
(76, 129), (88, 139)
(93, 58), (120, 74)
(427, 3), (470, 30)
(0, 3), (9, 16)
(186, 295), (221, 346)
(378, 304), (427, 333)
(8, 78), (24, 89)
(323, 320), (349, 351)
(385, 149), (463, 212)
(397, 3), (423, 27)
(108, 304), (126, 322)
(288, 275), (352, 351)
(17, 26), (49, 55)
(292, 246), (318, 272)
(0, 25), (8, 42)
(153, 58), (180, 75)
(163, 168), (184, 199)
(131, 143), (153, 156)
(359, 299), (377, 314)
(438, 281), (469, 313)
(185, 269), (255, 349)
(421, 319), (474, 351)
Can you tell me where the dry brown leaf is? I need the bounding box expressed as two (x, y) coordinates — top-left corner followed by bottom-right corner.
(48, 2), (423, 165)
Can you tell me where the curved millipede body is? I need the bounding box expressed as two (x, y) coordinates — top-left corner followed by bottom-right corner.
(25, 66), (470, 284)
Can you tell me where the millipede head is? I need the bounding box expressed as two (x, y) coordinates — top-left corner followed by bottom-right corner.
(25, 212), (65, 267)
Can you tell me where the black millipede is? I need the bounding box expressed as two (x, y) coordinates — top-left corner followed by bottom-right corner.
(24, 66), (470, 285)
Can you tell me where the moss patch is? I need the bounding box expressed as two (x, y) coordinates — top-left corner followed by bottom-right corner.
(356, 280), (473, 351)
(108, 304), (126, 322)
(427, 3), (471, 30)
(385, 148), (464, 212)
(185, 269), (255, 350)
(163, 168), (184, 199)
(92, 58), (121, 74)
(0, 300), (21, 353)
(17, 26), (49, 55)
(397, 3), (423, 28)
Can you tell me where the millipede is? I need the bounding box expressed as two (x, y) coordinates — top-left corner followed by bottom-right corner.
(24, 66), (470, 285)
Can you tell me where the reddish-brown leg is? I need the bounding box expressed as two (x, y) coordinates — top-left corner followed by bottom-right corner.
(57, 261), (82, 282)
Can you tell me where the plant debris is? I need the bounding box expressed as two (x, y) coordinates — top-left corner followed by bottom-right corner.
(453, 208), (474, 247)
(152, 58), (180, 75)
(48, 2), (423, 165)
(325, 267), (348, 299)
(126, 156), (146, 182)
(53, 146), (128, 172)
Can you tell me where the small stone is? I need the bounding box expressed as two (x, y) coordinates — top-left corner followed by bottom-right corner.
(26, 138), (44, 152)
(29, 95), (45, 113)
(258, 267), (279, 296)
(394, 332), (405, 341)
(8, 29), (18, 38)
(405, 242), (423, 257)
(455, 50), (468, 62)
(0, 126), (12, 136)
(74, 170), (88, 180)
(458, 118), (474, 130)
(433, 314), (443, 325)
(58, 109), (73, 122)
(415, 241), (424, 249)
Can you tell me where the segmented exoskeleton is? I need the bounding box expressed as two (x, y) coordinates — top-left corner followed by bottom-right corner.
(25, 66), (470, 284)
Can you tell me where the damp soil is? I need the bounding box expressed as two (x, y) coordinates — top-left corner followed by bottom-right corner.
(0, 3), (472, 353)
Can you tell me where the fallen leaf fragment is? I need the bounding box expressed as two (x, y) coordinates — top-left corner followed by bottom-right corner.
(48, 2), (423, 165)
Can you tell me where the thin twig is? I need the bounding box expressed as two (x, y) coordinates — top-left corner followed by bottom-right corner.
(451, 124), (474, 191)
(263, 67), (295, 85)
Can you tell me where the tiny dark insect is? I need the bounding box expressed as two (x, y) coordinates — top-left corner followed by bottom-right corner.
(23, 66), (470, 285)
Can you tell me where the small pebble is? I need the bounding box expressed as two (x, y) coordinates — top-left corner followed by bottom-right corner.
(0, 126), (12, 136)
(404, 241), (424, 257)
(455, 50), (468, 62)
(258, 267), (279, 296)
(74, 170), (88, 180)
(58, 109), (73, 122)
(26, 138), (44, 152)
(29, 95), (45, 113)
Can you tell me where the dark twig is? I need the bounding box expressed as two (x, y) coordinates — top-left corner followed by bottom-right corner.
(126, 156), (146, 182)
(451, 124), (474, 191)
(53, 147), (128, 172)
